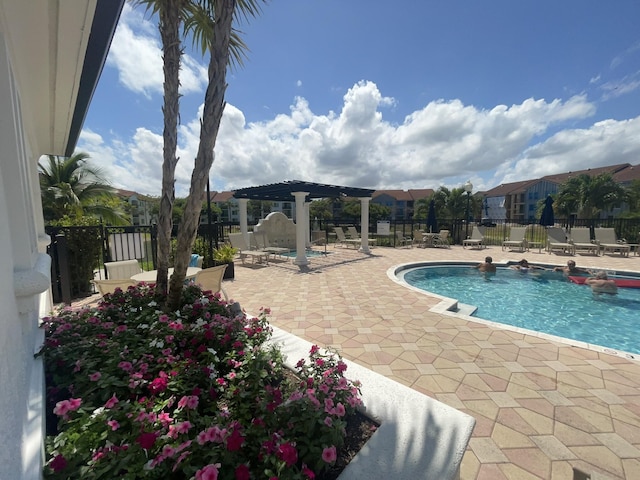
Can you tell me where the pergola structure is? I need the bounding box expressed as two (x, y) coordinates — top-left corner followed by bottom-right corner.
(233, 180), (375, 265)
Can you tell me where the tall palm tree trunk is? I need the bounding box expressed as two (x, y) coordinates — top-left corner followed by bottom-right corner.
(155, 0), (182, 295)
(166, 0), (235, 310)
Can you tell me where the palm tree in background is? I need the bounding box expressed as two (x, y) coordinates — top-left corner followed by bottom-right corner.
(555, 173), (625, 219)
(39, 152), (127, 225)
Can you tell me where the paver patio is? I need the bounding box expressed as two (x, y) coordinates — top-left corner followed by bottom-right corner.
(220, 244), (640, 480)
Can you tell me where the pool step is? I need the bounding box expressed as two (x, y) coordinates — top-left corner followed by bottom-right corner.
(456, 303), (477, 316)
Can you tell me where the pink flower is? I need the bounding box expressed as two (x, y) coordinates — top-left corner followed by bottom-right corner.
(89, 372), (101, 381)
(324, 416), (333, 427)
(176, 421), (192, 434)
(53, 401), (70, 417)
(149, 376), (168, 394)
(333, 402), (346, 417)
(118, 361), (133, 372)
(104, 394), (119, 408)
(302, 464), (316, 479)
(195, 463), (220, 480)
(235, 464), (250, 480)
(107, 419), (120, 431)
(277, 442), (298, 466)
(322, 446), (337, 464)
(68, 398), (82, 411)
(49, 454), (67, 472)
(161, 445), (176, 458)
(136, 432), (157, 450)
(226, 428), (245, 452)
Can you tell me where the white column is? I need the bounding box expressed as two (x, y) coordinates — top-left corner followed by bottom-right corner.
(359, 197), (371, 253)
(238, 199), (249, 246)
(293, 192), (309, 265)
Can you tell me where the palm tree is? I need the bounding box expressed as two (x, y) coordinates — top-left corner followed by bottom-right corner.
(133, 0), (191, 295)
(165, 0), (264, 310)
(39, 152), (127, 225)
(556, 173), (624, 219)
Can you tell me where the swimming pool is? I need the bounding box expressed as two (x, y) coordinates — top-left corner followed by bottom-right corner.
(398, 264), (640, 356)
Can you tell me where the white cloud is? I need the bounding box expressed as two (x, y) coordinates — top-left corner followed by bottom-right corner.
(107, 3), (208, 98)
(81, 79), (640, 198)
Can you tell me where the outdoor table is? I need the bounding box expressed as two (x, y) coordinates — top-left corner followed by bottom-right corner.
(131, 267), (201, 283)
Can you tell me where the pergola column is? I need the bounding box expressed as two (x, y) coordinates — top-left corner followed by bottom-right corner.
(293, 191), (309, 266)
(304, 201), (311, 248)
(359, 197), (371, 253)
(238, 198), (249, 245)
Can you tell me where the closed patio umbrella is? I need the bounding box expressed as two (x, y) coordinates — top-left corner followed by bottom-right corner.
(539, 196), (555, 226)
(426, 200), (438, 233)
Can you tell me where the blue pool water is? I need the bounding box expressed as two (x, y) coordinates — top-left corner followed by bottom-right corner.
(402, 265), (640, 355)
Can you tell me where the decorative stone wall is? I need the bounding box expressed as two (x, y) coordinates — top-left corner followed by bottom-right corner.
(254, 212), (297, 249)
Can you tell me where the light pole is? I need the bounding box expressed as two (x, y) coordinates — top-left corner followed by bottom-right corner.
(464, 180), (473, 239)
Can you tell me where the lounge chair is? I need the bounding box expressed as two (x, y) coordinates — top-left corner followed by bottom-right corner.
(253, 231), (290, 259)
(346, 226), (376, 247)
(432, 229), (451, 248)
(546, 227), (574, 255)
(94, 279), (137, 297)
(195, 265), (228, 301)
(105, 259), (142, 279)
(462, 226), (486, 249)
(502, 226), (527, 252)
(568, 228), (599, 256)
(394, 230), (412, 248)
(594, 228), (630, 257)
(412, 229), (426, 248)
(228, 233), (269, 265)
(333, 227), (360, 248)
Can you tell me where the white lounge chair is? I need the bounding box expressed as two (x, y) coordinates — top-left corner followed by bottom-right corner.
(546, 227), (574, 255)
(594, 228), (630, 257)
(253, 231), (290, 259)
(394, 230), (412, 248)
(432, 229), (451, 248)
(333, 227), (360, 248)
(94, 279), (137, 297)
(462, 226), (485, 249)
(568, 228), (599, 256)
(228, 233), (269, 265)
(502, 226), (527, 252)
(346, 226), (376, 247)
(195, 265), (228, 301)
(105, 259), (142, 279)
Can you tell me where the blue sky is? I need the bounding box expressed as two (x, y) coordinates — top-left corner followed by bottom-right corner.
(78, 0), (640, 197)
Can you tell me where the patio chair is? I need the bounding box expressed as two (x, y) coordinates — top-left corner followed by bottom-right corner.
(228, 233), (269, 265)
(105, 259), (142, 279)
(502, 226), (527, 252)
(333, 227), (360, 248)
(195, 265), (228, 301)
(546, 227), (574, 255)
(412, 229), (426, 248)
(346, 226), (376, 247)
(394, 230), (412, 248)
(432, 229), (451, 248)
(94, 279), (137, 297)
(594, 228), (630, 257)
(462, 226), (486, 249)
(568, 228), (599, 256)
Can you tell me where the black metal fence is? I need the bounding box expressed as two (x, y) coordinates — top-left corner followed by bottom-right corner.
(47, 216), (640, 303)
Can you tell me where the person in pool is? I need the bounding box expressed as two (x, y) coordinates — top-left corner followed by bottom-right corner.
(510, 259), (545, 272)
(553, 260), (591, 276)
(585, 271), (618, 295)
(474, 256), (496, 273)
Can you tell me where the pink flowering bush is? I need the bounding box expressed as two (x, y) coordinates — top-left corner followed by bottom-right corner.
(39, 283), (365, 479)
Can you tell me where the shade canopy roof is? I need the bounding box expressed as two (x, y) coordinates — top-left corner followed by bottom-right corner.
(233, 180), (375, 202)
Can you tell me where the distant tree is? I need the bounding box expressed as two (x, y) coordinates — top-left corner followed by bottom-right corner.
(309, 198), (333, 221)
(624, 179), (640, 214)
(556, 173), (624, 219)
(247, 200), (272, 220)
(39, 152), (128, 225)
(341, 200), (361, 219)
(369, 203), (391, 224)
